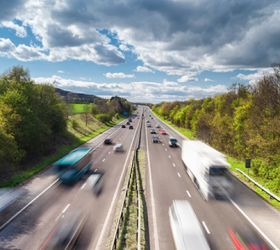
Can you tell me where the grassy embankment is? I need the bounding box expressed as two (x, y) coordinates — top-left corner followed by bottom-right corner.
(0, 107), (125, 188)
(107, 150), (148, 250)
(151, 110), (280, 211)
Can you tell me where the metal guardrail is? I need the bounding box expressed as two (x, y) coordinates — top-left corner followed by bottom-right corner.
(236, 168), (280, 202)
(111, 110), (143, 250)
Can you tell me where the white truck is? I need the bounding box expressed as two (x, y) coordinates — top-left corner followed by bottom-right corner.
(182, 140), (233, 200)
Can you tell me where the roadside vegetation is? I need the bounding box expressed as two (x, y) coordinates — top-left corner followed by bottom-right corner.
(152, 63), (280, 200)
(0, 66), (134, 187)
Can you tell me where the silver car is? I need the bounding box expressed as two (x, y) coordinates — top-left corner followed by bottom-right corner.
(113, 143), (123, 152)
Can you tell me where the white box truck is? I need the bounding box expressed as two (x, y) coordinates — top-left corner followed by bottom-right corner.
(182, 140), (233, 200)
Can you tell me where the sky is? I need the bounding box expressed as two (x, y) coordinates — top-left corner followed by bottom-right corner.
(0, 0), (279, 104)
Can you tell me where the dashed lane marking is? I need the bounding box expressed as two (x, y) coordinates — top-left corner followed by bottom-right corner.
(186, 191), (191, 197)
(202, 221), (210, 234)
(177, 173), (181, 178)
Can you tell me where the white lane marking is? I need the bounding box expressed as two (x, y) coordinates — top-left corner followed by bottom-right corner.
(81, 183), (87, 189)
(202, 221), (210, 234)
(62, 204), (70, 213)
(102, 159), (105, 162)
(0, 178), (59, 231)
(228, 196), (280, 250)
(162, 144), (164, 146)
(55, 213), (62, 221)
(177, 173), (181, 178)
(94, 169), (97, 172)
(169, 155), (171, 158)
(165, 148), (167, 151)
(95, 116), (141, 250)
(186, 191), (191, 197)
(173, 163), (175, 167)
(108, 151), (111, 154)
(146, 117), (160, 250)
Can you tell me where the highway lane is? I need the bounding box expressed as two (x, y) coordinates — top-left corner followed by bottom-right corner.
(0, 108), (143, 249)
(144, 107), (277, 250)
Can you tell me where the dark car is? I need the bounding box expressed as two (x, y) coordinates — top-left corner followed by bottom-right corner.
(152, 136), (159, 143)
(126, 122), (130, 125)
(122, 124), (126, 128)
(129, 125), (133, 129)
(104, 138), (112, 144)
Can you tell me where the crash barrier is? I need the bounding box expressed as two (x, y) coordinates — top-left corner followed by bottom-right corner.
(236, 168), (280, 202)
(111, 112), (143, 250)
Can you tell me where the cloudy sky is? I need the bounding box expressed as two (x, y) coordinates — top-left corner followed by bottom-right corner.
(0, 0), (279, 103)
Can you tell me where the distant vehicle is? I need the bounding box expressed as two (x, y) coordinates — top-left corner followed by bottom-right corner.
(126, 122), (130, 125)
(137, 117), (139, 119)
(122, 124), (126, 128)
(182, 140), (233, 200)
(150, 128), (156, 134)
(160, 129), (167, 135)
(146, 120), (150, 123)
(169, 137), (177, 147)
(147, 123), (151, 127)
(156, 124), (160, 128)
(149, 114), (151, 116)
(169, 200), (210, 250)
(104, 138), (112, 144)
(151, 117), (153, 119)
(114, 143), (123, 152)
(54, 148), (93, 183)
(129, 125), (133, 129)
(87, 174), (103, 195)
(152, 136), (159, 143)
(129, 118), (132, 122)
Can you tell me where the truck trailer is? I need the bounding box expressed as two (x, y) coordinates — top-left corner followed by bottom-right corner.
(53, 147), (93, 183)
(182, 140), (233, 200)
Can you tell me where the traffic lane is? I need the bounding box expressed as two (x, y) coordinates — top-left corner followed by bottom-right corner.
(148, 126), (275, 250)
(146, 124), (239, 250)
(0, 120), (140, 249)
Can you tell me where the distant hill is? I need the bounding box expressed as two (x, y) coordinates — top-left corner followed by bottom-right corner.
(55, 88), (106, 103)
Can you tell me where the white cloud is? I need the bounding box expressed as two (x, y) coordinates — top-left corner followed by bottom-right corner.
(104, 72), (135, 78)
(236, 68), (274, 84)
(58, 70), (65, 73)
(33, 75), (228, 103)
(80, 77), (87, 80)
(177, 75), (198, 83)
(204, 78), (214, 82)
(1, 21), (27, 37)
(0, 38), (16, 53)
(119, 44), (130, 51)
(135, 66), (155, 73)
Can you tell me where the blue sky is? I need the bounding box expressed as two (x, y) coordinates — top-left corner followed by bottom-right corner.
(0, 0), (279, 103)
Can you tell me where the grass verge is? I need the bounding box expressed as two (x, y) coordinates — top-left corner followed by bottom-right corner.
(0, 115), (125, 188)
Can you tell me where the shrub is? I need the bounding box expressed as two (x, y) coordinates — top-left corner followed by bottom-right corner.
(115, 113), (119, 119)
(71, 119), (79, 129)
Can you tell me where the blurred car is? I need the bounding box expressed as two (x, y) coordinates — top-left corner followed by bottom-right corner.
(151, 117), (153, 119)
(152, 136), (159, 143)
(129, 125), (133, 129)
(149, 114), (151, 116)
(169, 200), (210, 250)
(156, 124), (160, 128)
(150, 128), (156, 134)
(147, 123), (151, 127)
(126, 122), (130, 125)
(42, 211), (88, 250)
(129, 118), (132, 122)
(87, 174), (103, 195)
(228, 227), (270, 250)
(169, 137), (177, 147)
(137, 117), (139, 119)
(104, 138), (112, 144)
(146, 120), (150, 123)
(160, 129), (167, 135)
(122, 124), (126, 128)
(113, 143), (123, 152)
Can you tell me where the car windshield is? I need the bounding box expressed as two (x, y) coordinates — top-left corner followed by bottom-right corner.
(170, 139), (177, 143)
(153, 136), (159, 140)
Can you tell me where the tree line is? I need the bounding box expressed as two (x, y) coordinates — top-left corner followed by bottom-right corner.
(0, 66), (135, 173)
(152, 63), (280, 192)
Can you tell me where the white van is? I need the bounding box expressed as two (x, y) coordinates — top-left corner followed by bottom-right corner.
(169, 200), (210, 250)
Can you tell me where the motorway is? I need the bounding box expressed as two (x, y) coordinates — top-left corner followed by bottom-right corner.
(1, 106), (280, 250)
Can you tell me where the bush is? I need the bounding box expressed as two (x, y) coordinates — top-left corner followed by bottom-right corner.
(71, 119), (79, 129)
(96, 114), (109, 123)
(115, 113), (119, 119)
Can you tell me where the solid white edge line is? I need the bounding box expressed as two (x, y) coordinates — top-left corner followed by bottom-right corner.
(186, 191), (191, 197)
(62, 204), (70, 213)
(177, 173), (181, 178)
(146, 114), (160, 250)
(0, 119), (125, 231)
(202, 221), (210, 234)
(169, 155), (171, 158)
(0, 178), (59, 231)
(81, 183), (87, 189)
(94, 114), (141, 250)
(227, 196), (279, 250)
(173, 163), (175, 167)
